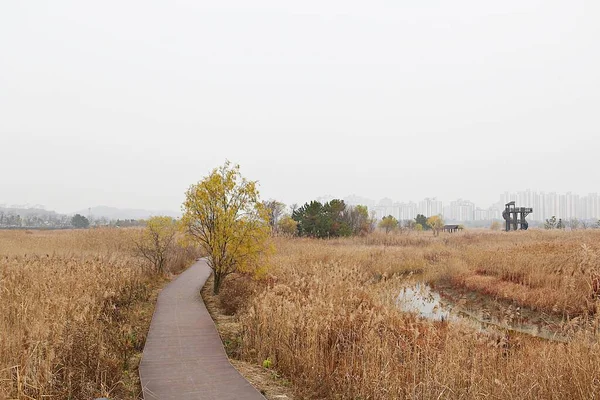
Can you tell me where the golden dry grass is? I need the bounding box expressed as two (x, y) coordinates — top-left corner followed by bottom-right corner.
(202, 275), (296, 400)
(234, 230), (600, 399)
(0, 228), (196, 400)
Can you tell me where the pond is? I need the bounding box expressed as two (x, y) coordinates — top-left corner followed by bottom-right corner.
(396, 283), (451, 321)
(396, 283), (569, 342)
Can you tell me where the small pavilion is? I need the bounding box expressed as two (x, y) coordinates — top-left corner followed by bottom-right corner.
(443, 224), (462, 233)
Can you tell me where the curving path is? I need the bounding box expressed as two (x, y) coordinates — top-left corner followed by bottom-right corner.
(139, 259), (265, 400)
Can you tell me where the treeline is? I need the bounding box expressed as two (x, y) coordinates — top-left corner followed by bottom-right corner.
(263, 198), (449, 238)
(378, 214), (445, 235)
(291, 200), (373, 238)
(544, 216), (600, 230)
(67, 215), (147, 229)
(0, 210), (71, 229)
(0, 209), (146, 230)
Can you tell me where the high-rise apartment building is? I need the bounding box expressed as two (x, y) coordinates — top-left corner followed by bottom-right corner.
(445, 199), (475, 221)
(321, 190), (600, 223)
(419, 197), (443, 217)
(397, 202), (418, 221)
(495, 190), (599, 222)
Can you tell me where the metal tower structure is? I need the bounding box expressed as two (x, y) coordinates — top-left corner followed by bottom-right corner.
(502, 201), (532, 231)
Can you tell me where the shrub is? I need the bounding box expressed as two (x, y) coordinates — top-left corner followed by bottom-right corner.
(218, 274), (260, 315)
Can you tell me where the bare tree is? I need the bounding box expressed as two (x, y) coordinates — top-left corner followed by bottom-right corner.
(581, 220), (589, 229)
(399, 219), (416, 234)
(568, 218), (581, 230)
(346, 205), (372, 235)
(134, 216), (178, 274)
(263, 200), (286, 232)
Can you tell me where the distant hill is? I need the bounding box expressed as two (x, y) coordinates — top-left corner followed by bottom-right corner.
(75, 206), (180, 220)
(0, 205), (69, 228)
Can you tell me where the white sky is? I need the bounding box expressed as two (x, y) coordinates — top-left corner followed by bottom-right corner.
(1, 1), (598, 213)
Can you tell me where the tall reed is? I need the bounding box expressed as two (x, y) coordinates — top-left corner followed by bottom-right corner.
(0, 228), (196, 399)
(238, 231), (600, 399)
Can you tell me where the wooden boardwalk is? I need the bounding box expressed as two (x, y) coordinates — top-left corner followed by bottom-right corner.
(139, 260), (265, 400)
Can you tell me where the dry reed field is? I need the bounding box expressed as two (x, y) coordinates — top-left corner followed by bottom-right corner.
(222, 230), (600, 399)
(0, 229), (196, 400)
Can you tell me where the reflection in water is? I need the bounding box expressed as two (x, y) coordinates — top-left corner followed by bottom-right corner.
(397, 283), (450, 321)
(396, 283), (568, 342)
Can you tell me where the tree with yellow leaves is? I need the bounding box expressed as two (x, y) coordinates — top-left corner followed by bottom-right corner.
(426, 215), (445, 236)
(181, 162), (271, 294)
(277, 215), (298, 236)
(378, 215), (398, 234)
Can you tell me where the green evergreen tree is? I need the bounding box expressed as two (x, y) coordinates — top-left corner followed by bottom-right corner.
(71, 214), (90, 229)
(415, 214), (429, 230)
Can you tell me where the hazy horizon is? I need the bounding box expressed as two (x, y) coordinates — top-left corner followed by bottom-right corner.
(2, 1), (598, 214)
(1, 188), (598, 217)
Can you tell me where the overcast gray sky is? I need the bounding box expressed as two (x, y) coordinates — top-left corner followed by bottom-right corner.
(1, 1), (598, 213)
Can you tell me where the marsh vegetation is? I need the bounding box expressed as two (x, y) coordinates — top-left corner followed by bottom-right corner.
(3, 227), (600, 399)
(0, 229), (197, 400)
(212, 230), (600, 399)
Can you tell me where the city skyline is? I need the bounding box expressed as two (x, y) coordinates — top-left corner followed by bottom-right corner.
(2, 187), (600, 224)
(315, 189), (600, 223)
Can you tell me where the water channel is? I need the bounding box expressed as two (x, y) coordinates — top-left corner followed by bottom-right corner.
(396, 283), (569, 342)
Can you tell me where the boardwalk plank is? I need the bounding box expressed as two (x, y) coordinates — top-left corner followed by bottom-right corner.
(139, 260), (265, 400)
